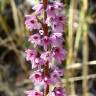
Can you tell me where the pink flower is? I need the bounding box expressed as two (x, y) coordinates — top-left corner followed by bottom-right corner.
(50, 33), (64, 47)
(25, 15), (41, 31)
(53, 67), (64, 77)
(48, 87), (66, 96)
(46, 15), (65, 27)
(52, 47), (67, 64)
(49, 67), (64, 84)
(49, 71), (60, 84)
(39, 30), (44, 35)
(25, 90), (43, 96)
(46, 4), (56, 17)
(48, 92), (55, 96)
(53, 15), (66, 25)
(53, 87), (66, 96)
(40, 51), (52, 62)
(54, 1), (64, 9)
(31, 57), (45, 69)
(46, 15), (65, 33)
(25, 1), (67, 96)
(41, 36), (51, 51)
(45, 16), (55, 26)
(25, 49), (37, 61)
(45, 15), (65, 33)
(52, 23), (64, 33)
(46, 2), (64, 18)
(29, 70), (43, 83)
(28, 34), (41, 46)
(43, 76), (50, 86)
(52, 32), (63, 37)
(25, 49), (44, 69)
(32, 3), (43, 15)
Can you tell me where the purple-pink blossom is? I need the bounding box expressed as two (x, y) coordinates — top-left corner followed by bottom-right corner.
(48, 87), (66, 96)
(53, 67), (64, 77)
(41, 36), (51, 51)
(52, 23), (64, 33)
(53, 87), (66, 96)
(31, 57), (45, 69)
(25, 49), (37, 61)
(28, 34), (41, 46)
(25, 90), (43, 96)
(32, 3), (43, 15)
(29, 70), (43, 83)
(49, 67), (64, 84)
(25, 49), (44, 69)
(40, 51), (52, 62)
(25, 1), (67, 96)
(54, 1), (64, 9)
(50, 33), (64, 47)
(25, 15), (41, 31)
(46, 4), (56, 17)
(52, 47), (67, 63)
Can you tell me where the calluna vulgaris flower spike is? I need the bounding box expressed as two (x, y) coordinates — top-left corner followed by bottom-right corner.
(25, 0), (67, 96)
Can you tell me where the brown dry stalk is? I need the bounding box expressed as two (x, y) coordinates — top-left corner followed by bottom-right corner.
(43, 62), (49, 96)
(43, 0), (49, 96)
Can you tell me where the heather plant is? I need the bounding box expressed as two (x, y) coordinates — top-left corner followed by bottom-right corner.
(25, 0), (67, 96)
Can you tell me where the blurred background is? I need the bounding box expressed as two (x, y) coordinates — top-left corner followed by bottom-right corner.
(0, 0), (96, 96)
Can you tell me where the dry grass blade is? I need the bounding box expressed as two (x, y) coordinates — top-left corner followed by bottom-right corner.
(62, 74), (96, 83)
(66, 60), (96, 69)
(74, 8), (85, 60)
(82, 0), (89, 96)
(82, 21), (89, 96)
(10, 0), (20, 34)
(0, 15), (10, 33)
(65, 0), (77, 95)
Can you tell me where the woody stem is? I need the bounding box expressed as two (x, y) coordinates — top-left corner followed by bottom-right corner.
(43, 0), (49, 96)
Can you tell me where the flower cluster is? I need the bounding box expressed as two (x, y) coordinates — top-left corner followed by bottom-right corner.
(25, 0), (67, 96)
